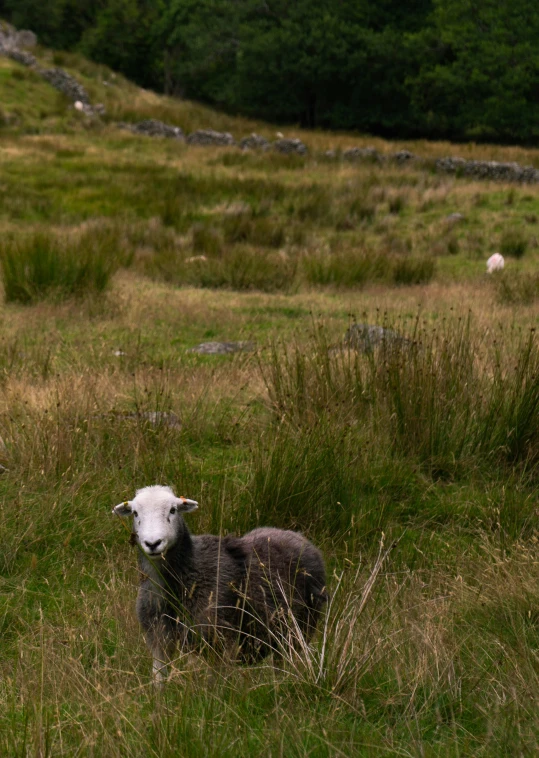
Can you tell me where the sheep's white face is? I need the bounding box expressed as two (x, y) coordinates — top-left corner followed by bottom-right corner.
(113, 485), (198, 556)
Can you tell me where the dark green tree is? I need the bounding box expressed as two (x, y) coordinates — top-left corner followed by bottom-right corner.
(408, 0), (539, 141)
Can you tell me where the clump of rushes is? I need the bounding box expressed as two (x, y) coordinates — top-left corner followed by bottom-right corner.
(260, 316), (539, 480)
(0, 228), (121, 303)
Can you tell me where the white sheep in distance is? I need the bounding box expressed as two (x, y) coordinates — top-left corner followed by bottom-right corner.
(113, 485), (327, 683)
(486, 253), (505, 273)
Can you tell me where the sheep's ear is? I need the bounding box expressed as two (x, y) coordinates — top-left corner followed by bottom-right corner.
(176, 496), (198, 513)
(113, 501), (133, 516)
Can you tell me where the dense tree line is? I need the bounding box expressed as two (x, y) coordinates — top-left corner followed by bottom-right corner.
(3, 0), (539, 143)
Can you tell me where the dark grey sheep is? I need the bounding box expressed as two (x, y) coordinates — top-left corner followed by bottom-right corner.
(113, 485), (327, 682)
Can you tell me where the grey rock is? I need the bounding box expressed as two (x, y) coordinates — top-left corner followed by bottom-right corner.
(125, 119), (184, 139)
(273, 138), (307, 155)
(391, 150), (416, 164)
(6, 49), (36, 67)
(240, 133), (270, 150)
(445, 213), (466, 224)
(187, 129), (236, 146)
(0, 22), (19, 51)
(344, 323), (410, 353)
(435, 156), (539, 184)
(40, 67), (90, 104)
(343, 147), (381, 163)
(15, 30), (37, 49)
(188, 341), (256, 355)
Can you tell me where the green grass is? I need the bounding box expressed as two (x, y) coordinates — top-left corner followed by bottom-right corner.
(0, 227), (124, 303)
(0, 39), (539, 757)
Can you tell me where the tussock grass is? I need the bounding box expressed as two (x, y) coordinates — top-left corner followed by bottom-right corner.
(261, 317), (539, 481)
(0, 227), (124, 303)
(495, 270), (539, 304)
(0, 281), (538, 755)
(1, 44), (539, 755)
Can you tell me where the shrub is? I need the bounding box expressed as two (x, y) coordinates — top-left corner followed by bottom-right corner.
(0, 229), (120, 304)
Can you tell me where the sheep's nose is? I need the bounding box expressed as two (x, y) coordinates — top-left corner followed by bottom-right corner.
(145, 539), (162, 552)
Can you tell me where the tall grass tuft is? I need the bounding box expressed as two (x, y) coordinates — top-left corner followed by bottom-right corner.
(495, 271), (539, 305)
(0, 228), (122, 303)
(260, 317), (539, 481)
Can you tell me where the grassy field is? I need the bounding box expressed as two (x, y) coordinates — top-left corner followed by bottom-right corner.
(0, 48), (539, 756)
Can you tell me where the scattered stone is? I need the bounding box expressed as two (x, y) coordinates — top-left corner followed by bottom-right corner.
(40, 67), (91, 104)
(435, 156), (539, 184)
(391, 150), (416, 164)
(122, 119), (184, 139)
(187, 129), (235, 146)
(185, 255), (208, 263)
(6, 49), (36, 67)
(188, 341), (256, 355)
(343, 147), (381, 162)
(273, 138), (307, 155)
(324, 149), (337, 159)
(240, 133), (270, 150)
(445, 213), (466, 224)
(15, 30), (37, 49)
(0, 22), (36, 52)
(486, 253), (505, 273)
(344, 323), (410, 353)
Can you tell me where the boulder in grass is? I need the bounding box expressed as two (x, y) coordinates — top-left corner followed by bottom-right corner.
(273, 138), (307, 155)
(240, 133), (270, 150)
(129, 119), (184, 139)
(187, 129), (236, 147)
(344, 323), (410, 354)
(187, 341), (256, 355)
(391, 150), (416, 164)
(343, 147), (381, 163)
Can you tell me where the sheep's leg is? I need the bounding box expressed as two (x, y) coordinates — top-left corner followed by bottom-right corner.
(147, 632), (175, 686)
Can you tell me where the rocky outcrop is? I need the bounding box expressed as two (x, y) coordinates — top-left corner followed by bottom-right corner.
(343, 147), (381, 162)
(5, 49), (36, 67)
(187, 129), (236, 146)
(344, 323), (411, 354)
(435, 156), (539, 183)
(391, 150), (416, 164)
(119, 119), (184, 139)
(0, 23), (36, 52)
(240, 133), (270, 150)
(40, 67), (91, 104)
(273, 138), (307, 155)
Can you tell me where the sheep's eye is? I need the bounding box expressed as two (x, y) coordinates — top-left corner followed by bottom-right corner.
(170, 507), (177, 515)
(132, 510), (138, 518)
